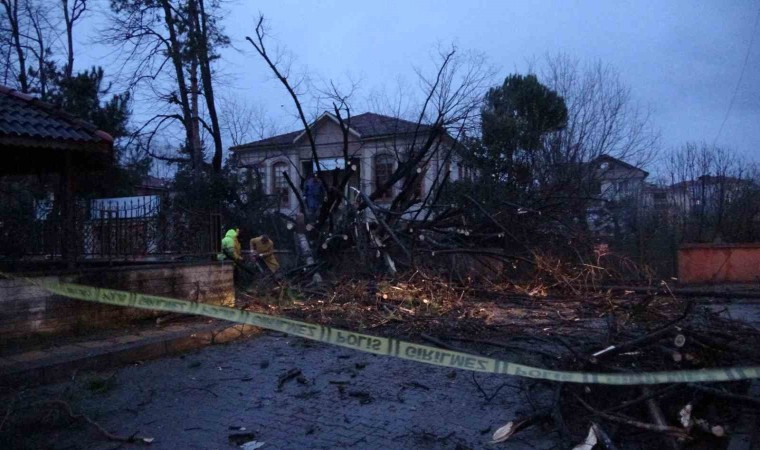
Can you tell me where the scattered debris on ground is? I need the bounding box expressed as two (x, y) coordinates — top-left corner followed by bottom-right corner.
(238, 264), (760, 448)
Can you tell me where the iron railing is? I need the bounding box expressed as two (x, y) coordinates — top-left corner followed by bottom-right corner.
(0, 194), (221, 262)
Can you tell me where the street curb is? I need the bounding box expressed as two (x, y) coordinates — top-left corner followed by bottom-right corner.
(0, 322), (261, 387)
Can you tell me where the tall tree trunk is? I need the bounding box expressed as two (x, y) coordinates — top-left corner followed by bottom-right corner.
(62, 0), (74, 78)
(26, 1), (52, 98)
(158, 0), (196, 170)
(193, 0), (223, 173)
(27, 4), (48, 98)
(2, 0), (29, 92)
(61, 0), (87, 79)
(190, 57), (203, 171)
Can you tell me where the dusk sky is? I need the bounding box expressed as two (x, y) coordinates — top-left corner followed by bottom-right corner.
(78, 0), (760, 168)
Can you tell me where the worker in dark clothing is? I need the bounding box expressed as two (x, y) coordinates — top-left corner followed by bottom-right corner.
(250, 234), (280, 273)
(303, 172), (324, 222)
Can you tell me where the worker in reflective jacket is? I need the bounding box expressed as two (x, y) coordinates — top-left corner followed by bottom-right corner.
(219, 228), (242, 262)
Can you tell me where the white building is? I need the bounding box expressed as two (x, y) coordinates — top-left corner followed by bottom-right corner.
(591, 154), (649, 202)
(230, 112), (466, 215)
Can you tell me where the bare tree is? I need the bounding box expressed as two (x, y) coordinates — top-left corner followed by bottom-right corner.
(218, 94), (280, 147)
(105, 0), (228, 173)
(483, 54), (663, 234)
(1, 0), (29, 91)
(243, 15), (498, 273)
(540, 54), (659, 168)
(0, 0), (61, 98)
(246, 16), (323, 178)
(188, 0), (225, 171)
(60, 0), (85, 79)
(664, 143), (756, 243)
(22, 0), (53, 97)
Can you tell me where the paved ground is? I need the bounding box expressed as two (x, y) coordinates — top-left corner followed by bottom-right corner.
(2, 332), (556, 450)
(4, 300), (757, 450)
(0, 319), (258, 387)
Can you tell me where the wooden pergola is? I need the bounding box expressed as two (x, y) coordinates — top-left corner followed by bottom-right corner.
(0, 86), (114, 267)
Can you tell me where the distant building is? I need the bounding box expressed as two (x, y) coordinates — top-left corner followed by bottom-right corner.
(641, 183), (670, 210)
(582, 155), (650, 235)
(668, 175), (753, 215)
(230, 112), (465, 215)
(590, 154), (649, 202)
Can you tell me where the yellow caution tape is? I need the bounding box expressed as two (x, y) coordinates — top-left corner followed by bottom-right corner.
(16, 278), (760, 385)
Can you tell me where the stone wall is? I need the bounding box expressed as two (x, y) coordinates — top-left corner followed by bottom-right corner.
(0, 262), (234, 339)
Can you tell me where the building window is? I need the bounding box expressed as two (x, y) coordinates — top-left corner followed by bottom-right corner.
(272, 162), (289, 207)
(458, 163), (473, 182)
(374, 154), (395, 200)
(251, 164), (266, 192)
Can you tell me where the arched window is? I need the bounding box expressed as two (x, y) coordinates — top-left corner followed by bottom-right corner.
(374, 154), (395, 200)
(272, 162), (289, 207)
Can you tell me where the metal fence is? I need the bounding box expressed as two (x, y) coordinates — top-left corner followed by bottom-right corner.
(0, 194), (221, 262)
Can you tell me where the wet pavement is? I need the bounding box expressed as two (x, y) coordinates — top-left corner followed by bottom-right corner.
(3, 332), (557, 450)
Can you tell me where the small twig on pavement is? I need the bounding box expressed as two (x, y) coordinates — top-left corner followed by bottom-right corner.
(0, 394), (15, 432)
(470, 372), (517, 403)
(277, 368), (302, 391)
(49, 400), (153, 444)
(178, 386), (219, 398)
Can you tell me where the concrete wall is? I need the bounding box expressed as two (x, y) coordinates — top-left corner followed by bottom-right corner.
(678, 243), (760, 284)
(0, 262), (234, 339)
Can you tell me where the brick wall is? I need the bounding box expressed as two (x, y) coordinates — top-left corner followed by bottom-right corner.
(678, 243), (760, 284)
(0, 262), (234, 339)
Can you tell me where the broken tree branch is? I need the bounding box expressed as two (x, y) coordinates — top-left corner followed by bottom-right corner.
(574, 394), (689, 439)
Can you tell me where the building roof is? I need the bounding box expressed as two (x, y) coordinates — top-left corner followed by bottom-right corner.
(591, 154), (648, 175)
(231, 112), (434, 151)
(670, 175), (752, 190)
(0, 85), (113, 147)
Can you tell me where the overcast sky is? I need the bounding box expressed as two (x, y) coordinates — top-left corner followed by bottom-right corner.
(79, 0), (760, 167)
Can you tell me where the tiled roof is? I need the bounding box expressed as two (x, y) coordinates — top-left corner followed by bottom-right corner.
(0, 85), (113, 145)
(232, 112), (433, 150)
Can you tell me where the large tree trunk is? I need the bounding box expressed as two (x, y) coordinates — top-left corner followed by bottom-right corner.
(159, 0), (196, 169)
(294, 214), (322, 284)
(190, 58), (203, 171)
(28, 2), (49, 98)
(2, 0), (29, 92)
(193, 0), (223, 173)
(62, 0), (74, 78)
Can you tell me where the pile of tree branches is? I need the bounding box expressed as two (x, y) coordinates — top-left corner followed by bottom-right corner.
(240, 268), (760, 449)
